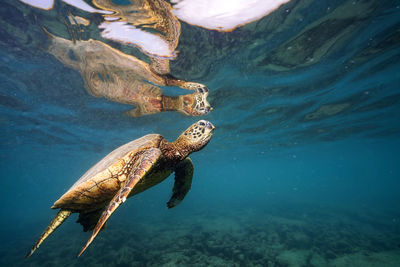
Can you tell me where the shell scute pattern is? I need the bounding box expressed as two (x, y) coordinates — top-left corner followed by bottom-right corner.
(54, 156), (133, 209)
(108, 158), (125, 175)
(56, 138), (160, 207)
(62, 144), (158, 209)
(75, 155), (137, 202)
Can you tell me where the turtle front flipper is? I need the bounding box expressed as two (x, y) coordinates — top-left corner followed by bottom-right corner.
(167, 158), (194, 209)
(25, 209), (72, 259)
(78, 148), (162, 257)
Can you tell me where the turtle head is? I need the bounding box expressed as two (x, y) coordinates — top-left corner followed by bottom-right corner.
(175, 120), (215, 156)
(180, 83), (213, 116)
(180, 90), (212, 116)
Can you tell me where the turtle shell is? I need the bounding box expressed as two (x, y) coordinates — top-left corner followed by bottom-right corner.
(52, 134), (163, 211)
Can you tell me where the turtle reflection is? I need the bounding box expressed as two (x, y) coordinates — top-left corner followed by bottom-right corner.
(40, 0), (211, 117)
(45, 30), (211, 117)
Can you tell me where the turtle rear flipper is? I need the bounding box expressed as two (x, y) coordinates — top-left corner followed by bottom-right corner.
(77, 209), (107, 232)
(25, 209), (71, 259)
(167, 158), (194, 208)
(78, 148), (162, 256)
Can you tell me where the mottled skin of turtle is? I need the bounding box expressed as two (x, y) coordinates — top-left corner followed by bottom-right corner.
(26, 120), (215, 258)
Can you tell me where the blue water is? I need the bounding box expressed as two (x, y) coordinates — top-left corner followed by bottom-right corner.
(1, 0), (400, 266)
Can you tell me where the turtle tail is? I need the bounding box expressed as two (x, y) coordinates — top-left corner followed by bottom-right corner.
(25, 209), (72, 259)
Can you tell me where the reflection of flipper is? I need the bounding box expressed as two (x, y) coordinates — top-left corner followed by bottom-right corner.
(167, 158), (194, 208)
(125, 107), (143, 117)
(77, 209), (107, 232)
(93, 0), (181, 58)
(124, 83), (163, 117)
(125, 106), (160, 117)
(150, 57), (170, 75)
(25, 209), (72, 259)
(78, 148), (162, 256)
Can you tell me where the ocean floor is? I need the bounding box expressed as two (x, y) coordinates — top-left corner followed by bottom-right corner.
(3, 203), (400, 267)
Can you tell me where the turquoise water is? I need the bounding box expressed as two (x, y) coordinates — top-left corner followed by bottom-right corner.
(1, 0), (400, 266)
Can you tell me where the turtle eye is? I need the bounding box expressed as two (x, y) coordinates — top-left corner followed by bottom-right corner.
(202, 86), (209, 93)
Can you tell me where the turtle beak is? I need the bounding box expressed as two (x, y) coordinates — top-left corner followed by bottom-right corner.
(206, 121), (215, 131)
(204, 106), (213, 114)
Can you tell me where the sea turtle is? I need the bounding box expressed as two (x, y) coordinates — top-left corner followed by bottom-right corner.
(26, 120), (215, 258)
(43, 28), (212, 117)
